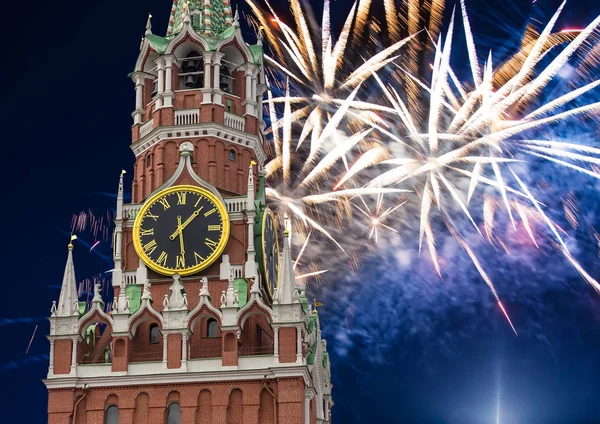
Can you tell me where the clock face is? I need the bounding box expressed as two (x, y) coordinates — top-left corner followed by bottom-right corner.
(133, 185), (230, 276)
(261, 207), (280, 298)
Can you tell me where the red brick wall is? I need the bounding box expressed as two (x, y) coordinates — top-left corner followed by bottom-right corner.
(167, 333), (182, 369)
(53, 338), (72, 375)
(259, 389), (275, 424)
(133, 392), (149, 424)
(226, 389), (243, 424)
(197, 389), (212, 424)
(278, 327), (297, 364)
(277, 378), (305, 424)
(130, 321), (163, 362)
(49, 379), (308, 424)
(222, 332), (238, 366)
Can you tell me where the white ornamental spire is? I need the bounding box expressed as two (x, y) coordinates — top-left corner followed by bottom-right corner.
(54, 236), (80, 317)
(145, 13), (153, 36)
(276, 227), (298, 305)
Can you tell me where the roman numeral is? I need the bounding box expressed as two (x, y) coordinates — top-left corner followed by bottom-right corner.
(208, 225), (221, 231)
(204, 208), (217, 217)
(156, 251), (168, 266)
(146, 212), (159, 221)
(176, 254), (186, 269)
(143, 240), (157, 255)
(140, 228), (154, 236)
(194, 252), (205, 264)
(194, 196), (203, 207)
(158, 198), (171, 210)
(205, 238), (218, 251)
(177, 192), (186, 205)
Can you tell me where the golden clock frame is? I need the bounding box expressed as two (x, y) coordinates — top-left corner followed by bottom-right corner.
(132, 185), (230, 276)
(261, 207), (281, 299)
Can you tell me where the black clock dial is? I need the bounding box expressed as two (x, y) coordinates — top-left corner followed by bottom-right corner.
(262, 208), (280, 297)
(133, 185), (229, 276)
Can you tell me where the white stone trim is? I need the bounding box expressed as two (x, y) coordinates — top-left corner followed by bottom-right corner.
(44, 365), (312, 389)
(131, 122), (267, 164)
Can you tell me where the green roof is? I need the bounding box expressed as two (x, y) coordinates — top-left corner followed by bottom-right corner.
(147, 34), (170, 54)
(167, 0), (233, 39)
(248, 44), (263, 64)
(301, 296), (309, 314)
(78, 301), (87, 317)
(307, 340), (318, 365)
(234, 278), (249, 307)
(322, 351), (329, 368)
(308, 313), (316, 333)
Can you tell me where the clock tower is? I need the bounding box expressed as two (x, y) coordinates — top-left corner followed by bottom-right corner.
(44, 1), (333, 423)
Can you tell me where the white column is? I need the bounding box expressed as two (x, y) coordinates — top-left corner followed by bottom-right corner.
(212, 53), (224, 105)
(156, 58), (165, 109)
(251, 75), (257, 100)
(70, 337), (78, 373)
(133, 74), (144, 125)
(48, 340), (55, 374)
(162, 334), (168, 365)
(181, 332), (188, 363)
(296, 326), (303, 363)
(202, 53), (213, 104)
(203, 54), (212, 88)
(304, 392), (312, 424)
(245, 72), (252, 100)
(273, 327), (279, 364)
(163, 56), (173, 108)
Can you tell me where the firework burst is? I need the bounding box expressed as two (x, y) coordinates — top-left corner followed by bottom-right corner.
(252, 0), (600, 332)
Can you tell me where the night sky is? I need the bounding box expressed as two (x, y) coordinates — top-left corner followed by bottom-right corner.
(2, 1), (600, 423)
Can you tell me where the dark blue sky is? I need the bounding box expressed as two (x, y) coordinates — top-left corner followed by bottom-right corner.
(1, 1), (600, 423)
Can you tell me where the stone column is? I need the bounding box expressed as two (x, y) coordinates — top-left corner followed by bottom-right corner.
(156, 58), (165, 109)
(70, 337), (78, 374)
(296, 327), (303, 363)
(273, 327), (279, 364)
(133, 75), (144, 124)
(181, 332), (188, 367)
(162, 333), (168, 366)
(212, 53), (224, 105)
(202, 53), (213, 104)
(163, 55), (174, 108)
(48, 339), (55, 375)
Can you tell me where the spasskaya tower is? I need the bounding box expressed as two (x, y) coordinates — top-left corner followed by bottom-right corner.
(44, 1), (333, 423)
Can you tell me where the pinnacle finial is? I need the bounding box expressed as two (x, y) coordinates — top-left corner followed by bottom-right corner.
(233, 6), (240, 27)
(68, 234), (77, 250)
(145, 13), (153, 35)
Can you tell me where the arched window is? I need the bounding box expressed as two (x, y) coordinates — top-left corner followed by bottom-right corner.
(179, 52), (204, 90)
(167, 403), (181, 424)
(207, 319), (218, 338)
(149, 324), (160, 344)
(220, 66), (234, 94)
(228, 149), (236, 161)
(105, 405), (119, 424)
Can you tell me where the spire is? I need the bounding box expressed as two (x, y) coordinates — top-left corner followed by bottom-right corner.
(53, 237), (79, 317)
(145, 13), (153, 36)
(275, 228), (299, 305)
(247, 161), (256, 211)
(116, 170), (125, 220)
(166, 0), (234, 38)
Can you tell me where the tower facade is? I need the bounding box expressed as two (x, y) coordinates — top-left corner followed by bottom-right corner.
(44, 2), (333, 423)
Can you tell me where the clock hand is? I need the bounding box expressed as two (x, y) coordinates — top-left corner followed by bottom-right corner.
(177, 216), (185, 267)
(169, 207), (204, 240)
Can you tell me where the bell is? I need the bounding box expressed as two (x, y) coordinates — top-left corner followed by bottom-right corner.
(184, 75), (197, 89)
